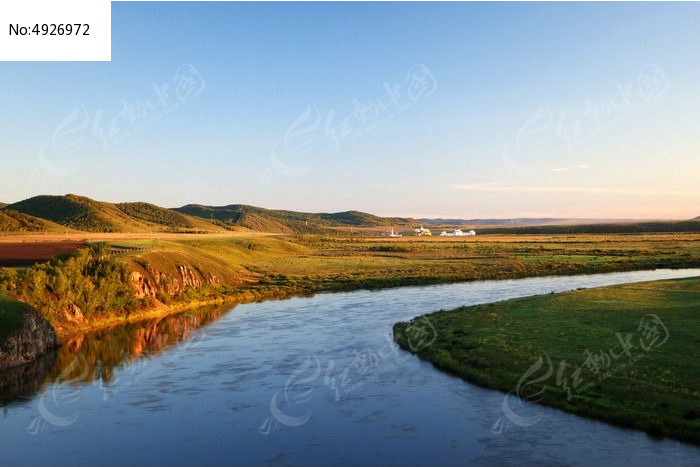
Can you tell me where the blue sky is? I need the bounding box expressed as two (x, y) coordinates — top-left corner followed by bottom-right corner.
(1, 2), (699, 218)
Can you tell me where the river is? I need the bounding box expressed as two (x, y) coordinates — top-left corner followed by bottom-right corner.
(1, 269), (699, 466)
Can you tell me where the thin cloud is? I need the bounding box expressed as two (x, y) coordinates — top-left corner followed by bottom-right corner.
(452, 184), (699, 196)
(549, 164), (590, 172)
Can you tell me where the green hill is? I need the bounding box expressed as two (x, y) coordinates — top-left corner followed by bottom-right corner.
(175, 204), (414, 233)
(115, 202), (222, 231)
(7, 195), (415, 234)
(0, 208), (72, 233)
(317, 210), (407, 226)
(9, 194), (143, 232)
(11, 194), (692, 236)
(7, 195), (223, 233)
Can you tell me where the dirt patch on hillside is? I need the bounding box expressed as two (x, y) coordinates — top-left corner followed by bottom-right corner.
(0, 241), (86, 267)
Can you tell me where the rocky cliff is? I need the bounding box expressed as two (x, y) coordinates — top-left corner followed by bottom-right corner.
(1, 262), (227, 369)
(0, 309), (61, 369)
(130, 264), (222, 300)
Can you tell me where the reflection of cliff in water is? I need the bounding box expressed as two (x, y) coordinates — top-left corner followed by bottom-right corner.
(0, 350), (57, 405)
(0, 305), (232, 404)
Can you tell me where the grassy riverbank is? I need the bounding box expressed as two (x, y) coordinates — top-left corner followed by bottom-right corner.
(393, 277), (700, 444)
(119, 232), (700, 298)
(1, 233), (699, 341)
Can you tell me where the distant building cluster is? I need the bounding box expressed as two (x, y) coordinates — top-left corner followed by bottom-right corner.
(439, 229), (476, 237)
(385, 226), (477, 237)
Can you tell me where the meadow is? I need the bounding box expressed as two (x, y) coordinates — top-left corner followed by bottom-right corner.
(394, 277), (700, 444)
(103, 232), (700, 302)
(1, 231), (699, 442)
(0, 232), (699, 338)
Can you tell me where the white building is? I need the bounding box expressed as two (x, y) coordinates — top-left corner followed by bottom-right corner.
(440, 229), (476, 237)
(414, 226), (432, 236)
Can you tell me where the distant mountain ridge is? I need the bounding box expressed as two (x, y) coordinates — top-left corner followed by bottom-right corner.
(2, 195), (415, 234)
(1, 194), (698, 235)
(418, 218), (658, 227)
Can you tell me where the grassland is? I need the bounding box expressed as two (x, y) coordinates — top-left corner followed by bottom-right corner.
(476, 219), (700, 235)
(65, 232), (699, 334)
(1, 232), (699, 340)
(116, 232), (700, 294)
(393, 277), (700, 444)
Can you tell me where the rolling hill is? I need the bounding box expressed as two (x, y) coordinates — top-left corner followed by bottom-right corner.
(7, 195), (224, 233)
(0, 208), (72, 233)
(3, 195), (415, 235)
(174, 204), (415, 233)
(115, 202), (224, 232)
(173, 204), (295, 233)
(3, 194), (698, 235)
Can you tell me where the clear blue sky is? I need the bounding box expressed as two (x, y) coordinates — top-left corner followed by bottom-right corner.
(1, 2), (699, 218)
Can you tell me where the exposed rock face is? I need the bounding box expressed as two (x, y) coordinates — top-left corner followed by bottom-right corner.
(63, 303), (84, 322)
(130, 265), (220, 300)
(130, 270), (158, 299)
(0, 309), (61, 369)
(1, 263), (224, 370)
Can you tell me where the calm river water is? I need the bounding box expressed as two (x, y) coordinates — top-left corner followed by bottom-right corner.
(1, 269), (699, 466)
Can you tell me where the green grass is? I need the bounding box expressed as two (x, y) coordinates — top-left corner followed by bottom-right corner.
(2, 232), (699, 339)
(478, 220), (700, 235)
(393, 277), (700, 444)
(121, 233), (700, 301)
(0, 294), (28, 342)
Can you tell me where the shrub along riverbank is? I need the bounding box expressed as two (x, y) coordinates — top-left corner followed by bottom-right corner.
(393, 277), (700, 444)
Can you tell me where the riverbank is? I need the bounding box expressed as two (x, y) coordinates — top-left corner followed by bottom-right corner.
(54, 261), (700, 341)
(0, 294), (59, 368)
(393, 277), (700, 444)
(1, 233), (699, 359)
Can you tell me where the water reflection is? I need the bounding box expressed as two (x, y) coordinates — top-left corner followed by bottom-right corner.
(1, 269), (698, 466)
(0, 304), (234, 404)
(0, 351), (57, 404)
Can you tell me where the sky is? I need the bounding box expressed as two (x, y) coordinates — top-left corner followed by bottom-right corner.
(1, 2), (699, 219)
